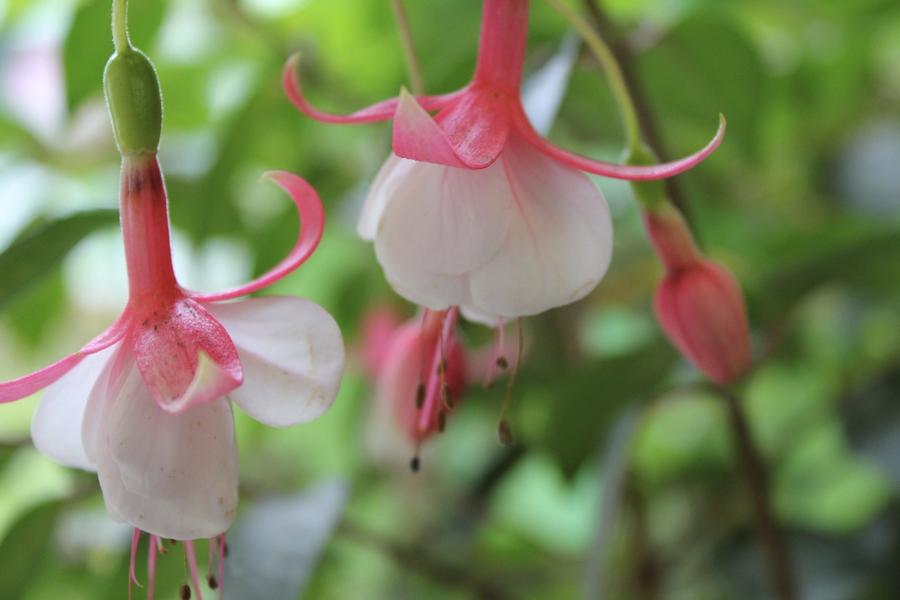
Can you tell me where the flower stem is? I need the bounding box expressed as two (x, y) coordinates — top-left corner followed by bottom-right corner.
(542, 0), (641, 153)
(388, 0), (425, 95)
(112, 0), (131, 54)
(722, 389), (797, 600)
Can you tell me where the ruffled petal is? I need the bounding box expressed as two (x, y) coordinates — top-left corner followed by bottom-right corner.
(373, 157), (512, 275)
(30, 342), (122, 471)
(85, 343), (238, 539)
(516, 110), (727, 181)
(393, 88), (510, 169)
(203, 296), (345, 427)
(468, 133), (613, 317)
(0, 310), (131, 404)
(132, 297), (242, 414)
(191, 171), (324, 302)
(283, 54), (462, 124)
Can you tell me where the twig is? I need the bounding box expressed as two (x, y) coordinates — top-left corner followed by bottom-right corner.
(722, 389), (797, 600)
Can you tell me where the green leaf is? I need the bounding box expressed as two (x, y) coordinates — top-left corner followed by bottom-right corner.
(0, 210), (119, 310)
(0, 501), (62, 600)
(518, 341), (678, 478)
(63, 0), (167, 109)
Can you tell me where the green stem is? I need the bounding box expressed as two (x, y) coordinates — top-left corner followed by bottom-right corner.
(542, 0), (641, 153)
(112, 0), (131, 54)
(389, 0), (425, 95)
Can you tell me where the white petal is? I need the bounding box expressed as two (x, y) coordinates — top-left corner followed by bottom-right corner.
(31, 343), (121, 471)
(358, 154), (406, 240)
(469, 134), (613, 317)
(377, 246), (472, 310)
(83, 343), (239, 539)
(374, 157), (512, 275)
(204, 296), (345, 427)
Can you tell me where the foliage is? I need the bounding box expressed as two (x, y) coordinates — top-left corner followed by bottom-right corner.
(0, 0), (899, 598)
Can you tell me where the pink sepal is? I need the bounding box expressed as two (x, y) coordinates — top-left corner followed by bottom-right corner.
(0, 310), (132, 404)
(192, 171), (323, 302)
(283, 54), (461, 125)
(655, 260), (752, 386)
(517, 112), (727, 181)
(393, 88), (509, 169)
(132, 297), (242, 414)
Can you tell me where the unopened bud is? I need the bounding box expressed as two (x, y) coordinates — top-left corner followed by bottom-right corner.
(655, 259), (752, 386)
(104, 48), (162, 154)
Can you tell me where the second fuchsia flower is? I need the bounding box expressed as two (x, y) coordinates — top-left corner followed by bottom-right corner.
(285, 0), (724, 323)
(0, 32), (344, 598)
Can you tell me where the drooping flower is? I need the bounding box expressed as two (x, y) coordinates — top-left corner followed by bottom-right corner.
(284, 0), (724, 323)
(643, 205), (751, 386)
(0, 37), (344, 599)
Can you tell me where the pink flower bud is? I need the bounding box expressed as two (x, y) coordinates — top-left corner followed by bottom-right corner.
(644, 207), (752, 386)
(655, 259), (752, 386)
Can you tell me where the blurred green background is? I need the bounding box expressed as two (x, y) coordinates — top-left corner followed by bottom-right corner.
(1, 0), (899, 598)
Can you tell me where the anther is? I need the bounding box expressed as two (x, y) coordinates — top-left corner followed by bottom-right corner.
(496, 356), (508, 370)
(415, 383), (426, 409)
(441, 384), (454, 410)
(222, 542), (230, 558)
(436, 410), (447, 433)
(207, 574), (219, 590)
(497, 418), (513, 446)
(180, 584), (192, 600)
(410, 456), (421, 472)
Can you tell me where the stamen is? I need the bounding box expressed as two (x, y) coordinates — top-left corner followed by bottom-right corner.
(180, 584), (192, 600)
(148, 535), (160, 600)
(496, 356), (508, 370)
(485, 317), (506, 388)
(130, 529), (143, 600)
(217, 534), (227, 600)
(496, 318), (523, 446)
(207, 574), (219, 590)
(436, 409), (447, 433)
(415, 382), (426, 409)
(410, 456), (421, 472)
(185, 540), (204, 600)
(441, 383), (454, 410)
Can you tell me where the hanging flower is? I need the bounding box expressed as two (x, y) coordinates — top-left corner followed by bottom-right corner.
(0, 40), (344, 599)
(643, 205), (751, 386)
(284, 0), (724, 322)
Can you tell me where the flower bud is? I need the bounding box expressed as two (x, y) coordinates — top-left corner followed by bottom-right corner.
(655, 259), (752, 386)
(104, 48), (162, 154)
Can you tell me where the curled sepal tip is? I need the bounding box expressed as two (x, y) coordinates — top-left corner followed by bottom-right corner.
(190, 171), (325, 302)
(519, 113), (727, 181)
(283, 54), (463, 125)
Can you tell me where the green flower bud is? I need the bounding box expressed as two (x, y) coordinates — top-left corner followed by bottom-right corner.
(103, 48), (162, 154)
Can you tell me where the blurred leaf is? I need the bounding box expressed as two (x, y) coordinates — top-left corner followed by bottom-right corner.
(63, 0), (167, 109)
(842, 368), (900, 491)
(6, 271), (65, 346)
(0, 501), (62, 600)
(519, 340), (678, 478)
(638, 10), (766, 160)
(761, 230), (900, 318)
(223, 480), (349, 600)
(0, 209), (118, 309)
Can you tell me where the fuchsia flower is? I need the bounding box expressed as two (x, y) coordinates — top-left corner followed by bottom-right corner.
(644, 207), (751, 386)
(0, 47), (344, 596)
(285, 0), (724, 322)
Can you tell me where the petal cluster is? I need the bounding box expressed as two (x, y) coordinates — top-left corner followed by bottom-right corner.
(284, 0), (724, 320)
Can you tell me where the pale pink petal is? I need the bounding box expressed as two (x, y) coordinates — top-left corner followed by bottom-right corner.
(192, 171), (324, 302)
(0, 310), (131, 404)
(357, 154), (407, 241)
(468, 133), (613, 317)
(516, 110), (727, 181)
(373, 157), (512, 275)
(204, 297), (345, 427)
(283, 54), (462, 124)
(392, 88), (510, 169)
(85, 344), (238, 539)
(132, 297), (241, 414)
(30, 342), (122, 471)
(376, 249), (471, 310)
